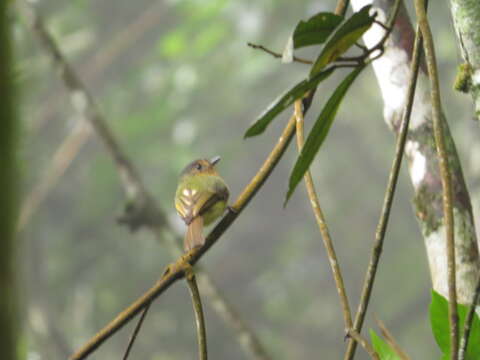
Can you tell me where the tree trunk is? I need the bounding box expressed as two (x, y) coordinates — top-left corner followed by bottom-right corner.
(350, 0), (479, 304)
(449, 0), (480, 121)
(0, 2), (19, 360)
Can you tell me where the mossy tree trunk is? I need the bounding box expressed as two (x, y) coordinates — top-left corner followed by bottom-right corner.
(0, 2), (19, 359)
(351, 0), (479, 304)
(449, 0), (480, 120)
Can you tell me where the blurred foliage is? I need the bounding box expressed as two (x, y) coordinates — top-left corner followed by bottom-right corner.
(16, 0), (480, 359)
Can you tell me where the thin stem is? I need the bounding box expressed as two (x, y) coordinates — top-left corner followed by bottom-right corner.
(247, 42), (313, 64)
(293, 100), (353, 331)
(347, 329), (379, 360)
(185, 266), (208, 360)
(459, 275), (480, 360)
(413, 1), (458, 358)
(375, 317), (411, 360)
(194, 271), (271, 360)
(122, 304), (150, 360)
(344, 10), (422, 360)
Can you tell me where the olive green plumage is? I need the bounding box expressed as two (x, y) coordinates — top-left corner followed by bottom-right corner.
(175, 157), (229, 251)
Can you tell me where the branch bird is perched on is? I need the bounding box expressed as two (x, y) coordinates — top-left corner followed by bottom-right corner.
(175, 156), (229, 251)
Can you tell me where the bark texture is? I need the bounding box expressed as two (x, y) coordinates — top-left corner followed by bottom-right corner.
(351, 0), (479, 304)
(449, 0), (480, 120)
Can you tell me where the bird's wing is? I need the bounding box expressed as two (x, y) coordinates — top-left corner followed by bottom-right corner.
(176, 188), (221, 225)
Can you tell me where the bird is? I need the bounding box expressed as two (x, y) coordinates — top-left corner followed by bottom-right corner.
(175, 156), (229, 251)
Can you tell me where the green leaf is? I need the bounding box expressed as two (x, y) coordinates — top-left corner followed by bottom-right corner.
(244, 67), (335, 138)
(292, 12), (343, 49)
(430, 290), (451, 354)
(285, 65), (364, 205)
(310, 5), (375, 76)
(369, 330), (401, 360)
(430, 290), (480, 359)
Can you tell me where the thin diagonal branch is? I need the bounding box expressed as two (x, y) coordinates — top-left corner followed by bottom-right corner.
(122, 303), (150, 360)
(344, 8), (422, 360)
(194, 271), (270, 360)
(375, 317), (411, 360)
(18, 2), (272, 360)
(293, 100), (353, 331)
(70, 111), (299, 360)
(346, 329), (379, 360)
(185, 266), (208, 360)
(413, 1), (458, 358)
(459, 275), (480, 360)
(70, 60), (322, 359)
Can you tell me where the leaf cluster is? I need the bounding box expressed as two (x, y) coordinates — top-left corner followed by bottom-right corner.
(244, 5), (376, 204)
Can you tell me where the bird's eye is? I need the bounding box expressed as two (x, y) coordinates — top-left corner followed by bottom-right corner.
(196, 163), (202, 170)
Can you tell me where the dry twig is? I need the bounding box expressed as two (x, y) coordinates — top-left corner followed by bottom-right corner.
(121, 303), (150, 360)
(375, 317), (410, 360)
(293, 100), (353, 331)
(185, 266), (208, 360)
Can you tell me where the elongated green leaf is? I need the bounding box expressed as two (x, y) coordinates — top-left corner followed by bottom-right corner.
(369, 330), (400, 360)
(310, 5), (375, 76)
(244, 67), (335, 138)
(293, 12), (343, 49)
(285, 66), (364, 205)
(430, 290), (480, 359)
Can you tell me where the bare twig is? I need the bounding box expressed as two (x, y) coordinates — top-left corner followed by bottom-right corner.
(19, 3), (272, 360)
(247, 42), (313, 64)
(375, 317), (411, 360)
(185, 266), (208, 360)
(344, 3), (421, 359)
(194, 271), (271, 360)
(459, 275), (480, 360)
(122, 303), (150, 360)
(413, 1), (458, 358)
(293, 100), (353, 331)
(346, 329), (379, 360)
(249, 0), (400, 70)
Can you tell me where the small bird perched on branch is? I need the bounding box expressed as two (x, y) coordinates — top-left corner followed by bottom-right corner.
(175, 156), (229, 251)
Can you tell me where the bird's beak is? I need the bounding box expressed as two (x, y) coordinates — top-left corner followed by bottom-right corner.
(210, 156), (221, 166)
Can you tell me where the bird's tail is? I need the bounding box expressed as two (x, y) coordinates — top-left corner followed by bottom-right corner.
(184, 216), (204, 251)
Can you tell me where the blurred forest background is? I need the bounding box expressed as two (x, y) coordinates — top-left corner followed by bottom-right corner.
(14, 0), (480, 359)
